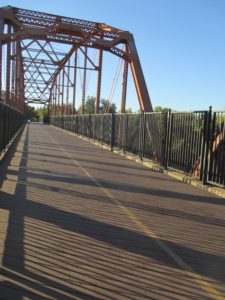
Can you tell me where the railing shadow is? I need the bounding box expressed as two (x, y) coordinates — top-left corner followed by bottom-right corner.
(0, 124), (225, 299)
(0, 126), (100, 299)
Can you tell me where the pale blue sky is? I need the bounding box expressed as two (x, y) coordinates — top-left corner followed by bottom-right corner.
(1, 0), (225, 111)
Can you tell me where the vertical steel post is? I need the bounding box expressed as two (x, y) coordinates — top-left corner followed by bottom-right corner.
(202, 106), (212, 185)
(49, 85), (53, 116)
(110, 113), (115, 150)
(56, 76), (59, 116)
(208, 112), (216, 182)
(0, 42), (2, 101)
(123, 114), (128, 154)
(54, 83), (57, 116)
(55, 77), (58, 116)
(81, 47), (87, 114)
(72, 49), (77, 115)
(93, 115), (96, 141)
(19, 46), (25, 113)
(15, 40), (20, 110)
(50, 89), (53, 116)
(96, 49), (103, 114)
(164, 109), (171, 169)
(208, 112), (216, 181)
(53, 85), (56, 119)
(200, 111), (208, 182)
(6, 25), (11, 105)
(138, 113), (145, 160)
(11, 37), (16, 108)
(167, 112), (174, 170)
(120, 58), (128, 113)
(101, 115), (103, 143)
(0, 20), (3, 100)
(66, 57), (70, 114)
(59, 68), (65, 116)
(4, 105), (8, 147)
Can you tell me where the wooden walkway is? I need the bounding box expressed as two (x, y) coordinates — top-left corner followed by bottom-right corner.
(0, 124), (225, 300)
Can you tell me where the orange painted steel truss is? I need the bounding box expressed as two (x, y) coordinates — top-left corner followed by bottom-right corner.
(0, 6), (153, 114)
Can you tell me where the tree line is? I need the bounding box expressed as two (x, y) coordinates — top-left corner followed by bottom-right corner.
(23, 96), (170, 121)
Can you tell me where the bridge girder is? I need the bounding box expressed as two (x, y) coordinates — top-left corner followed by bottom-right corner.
(0, 6), (153, 113)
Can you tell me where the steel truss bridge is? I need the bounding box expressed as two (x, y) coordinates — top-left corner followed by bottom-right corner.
(0, 6), (225, 300)
(0, 5), (153, 114)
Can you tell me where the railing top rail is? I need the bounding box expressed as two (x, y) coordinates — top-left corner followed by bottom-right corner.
(213, 111), (225, 114)
(171, 110), (207, 114)
(0, 101), (25, 115)
(145, 111), (167, 115)
(49, 109), (225, 118)
(52, 113), (115, 117)
(124, 113), (142, 115)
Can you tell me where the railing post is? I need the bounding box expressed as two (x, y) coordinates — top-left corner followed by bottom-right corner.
(93, 115), (96, 141)
(5, 105), (8, 149)
(164, 109), (171, 170)
(167, 110), (173, 170)
(75, 115), (78, 133)
(71, 116), (73, 132)
(202, 106), (212, 185)
(139, 112), (145, 160)
(208, 112), (216, 182)
(199, 111), (207, 181)
(0, 103), (2, 152)
(89, 114), (91, 138)
(110, 113), (115, 151)
(89, 115), (92, 138)
(101, 114), (104, 144)
(123, 113), (128, 154)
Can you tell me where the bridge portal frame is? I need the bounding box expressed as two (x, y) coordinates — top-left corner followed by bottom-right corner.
(0, 6), (153, 114)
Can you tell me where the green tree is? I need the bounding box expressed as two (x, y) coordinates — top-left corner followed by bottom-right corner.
(100, 99), (117, 114)
(77, 97), (117, 114)
(126, 108), (133, 113)
(36, 107), (48, 119)
(85, 96), (95, 114)
(24, 105), (39, 121)
(154, 106), (170, 113)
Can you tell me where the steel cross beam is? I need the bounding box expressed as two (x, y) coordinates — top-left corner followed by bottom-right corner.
(0, 5), (153, 113)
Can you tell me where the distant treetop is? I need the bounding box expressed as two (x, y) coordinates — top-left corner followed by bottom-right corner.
(154, 106), (170, 113)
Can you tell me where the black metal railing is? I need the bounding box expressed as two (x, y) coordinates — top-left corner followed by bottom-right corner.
(49, 108), (225, 188)
(167, 111), (207, 179)
(143, 112), (168, 165)
(114, 114), (126, 150)
(208, 111), (225, 186)
(0, 102), (25, 156)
